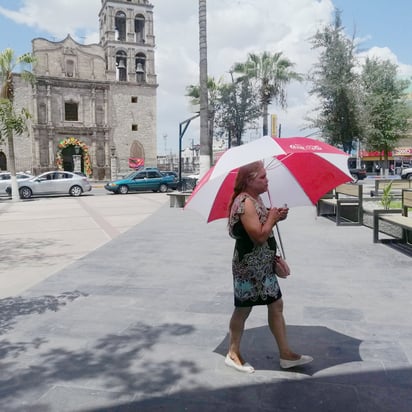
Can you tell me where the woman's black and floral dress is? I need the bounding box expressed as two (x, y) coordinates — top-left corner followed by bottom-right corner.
(228, 193), (282, 307)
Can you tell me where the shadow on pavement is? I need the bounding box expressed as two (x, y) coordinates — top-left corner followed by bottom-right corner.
(0, 321), (198, 411)
(0, 238), (69, 268)
(84, 366), (412, 412)
(0, 291), (87, 335)
(213, 324), (363, 375)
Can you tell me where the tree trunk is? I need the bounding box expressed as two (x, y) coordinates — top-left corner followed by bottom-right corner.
(262, 102), (269, 136)
(199, 0), (210, 177)
(7, 130), (20, 201)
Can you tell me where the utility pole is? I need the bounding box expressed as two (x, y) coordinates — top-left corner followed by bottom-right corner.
(198, 0), (210, 178)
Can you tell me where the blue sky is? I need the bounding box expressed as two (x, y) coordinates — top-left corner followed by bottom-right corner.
(332, 0), (412, 65)
(1, 0), (411, 152)
(2, 1), (410, 63)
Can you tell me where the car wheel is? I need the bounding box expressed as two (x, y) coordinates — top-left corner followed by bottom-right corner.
(19, 187), (32, 199)
(406, 173), (412, 180)
(119, 185), (129, 194)
(159, 184), (168, 193)
(351, 174), (359, 183)
(69, 185), (83, 197)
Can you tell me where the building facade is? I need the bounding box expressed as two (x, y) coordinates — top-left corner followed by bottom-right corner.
(4, 0), (157, 179)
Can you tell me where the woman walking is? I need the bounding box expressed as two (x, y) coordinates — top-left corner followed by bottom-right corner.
(225, 161), (313, 373)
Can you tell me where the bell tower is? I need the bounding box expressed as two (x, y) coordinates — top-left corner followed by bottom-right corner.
(99, 0), (156, 85)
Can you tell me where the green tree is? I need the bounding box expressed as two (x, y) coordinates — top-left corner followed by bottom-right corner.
(308, 10), (360, 153)
(186, 77), (218, 171)
(215, 72), (260, 146)
(360, 57), (410, 173)
(187, 76), (219, 150)
(233, 51), (302, 136)
(186, 75), (260, 149)
(0, 48), (35, 200)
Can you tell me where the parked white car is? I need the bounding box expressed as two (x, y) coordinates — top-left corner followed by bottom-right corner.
(400, 167), (412, 180)
(0, 172), (34, 194)
(6, 171), (92, 199)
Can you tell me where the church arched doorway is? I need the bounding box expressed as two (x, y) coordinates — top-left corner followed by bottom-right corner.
(0, 150), (7, 171)
(55, 137), (92, 177)
(61, 145), (84, 172)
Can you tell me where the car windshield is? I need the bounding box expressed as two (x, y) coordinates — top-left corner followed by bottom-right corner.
(124, 171), (137, 179)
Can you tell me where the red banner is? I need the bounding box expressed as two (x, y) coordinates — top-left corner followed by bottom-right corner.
(129, 158), (144, 169)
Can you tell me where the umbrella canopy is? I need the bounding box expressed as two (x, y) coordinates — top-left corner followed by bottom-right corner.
(210, 134), (286, 179)
(185, 137), (353, 222)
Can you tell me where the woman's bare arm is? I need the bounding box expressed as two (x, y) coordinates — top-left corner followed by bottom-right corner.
(240, 198), (282, 245)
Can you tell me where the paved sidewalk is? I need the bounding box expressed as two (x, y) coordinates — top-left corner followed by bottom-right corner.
(0, 193), (168, 297)
(0, 199), (411, 411)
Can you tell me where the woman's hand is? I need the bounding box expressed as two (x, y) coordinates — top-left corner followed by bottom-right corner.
(278, 206), (289, 221)
(268, 206), (289, 226)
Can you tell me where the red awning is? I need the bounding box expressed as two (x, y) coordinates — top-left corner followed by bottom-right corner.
(360, 150), (392, 157)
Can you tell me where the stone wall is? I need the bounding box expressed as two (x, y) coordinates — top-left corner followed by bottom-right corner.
(4, 0), (157, 179)
(110, 82), (157, 173)
(6, 76), (33, 172)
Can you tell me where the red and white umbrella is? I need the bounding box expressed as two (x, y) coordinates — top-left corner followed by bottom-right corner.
(185, 137), (353, 222)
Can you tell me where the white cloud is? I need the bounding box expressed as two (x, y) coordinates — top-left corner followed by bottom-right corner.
(357, 46), (412, 77)
(155, 0), (335, 149)
(0, 1), (100, 41)
(2, 0), (411, 153)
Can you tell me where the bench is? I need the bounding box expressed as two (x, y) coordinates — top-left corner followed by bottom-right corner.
(167, 192), (192, 208)
(373, 189), (412, 243)
(371, 179), (412, 198)
(317, 183), (363, 226)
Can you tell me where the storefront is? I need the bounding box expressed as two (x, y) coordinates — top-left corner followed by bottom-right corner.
(357, 147), (412, 174)
(393, 147), (412, 174)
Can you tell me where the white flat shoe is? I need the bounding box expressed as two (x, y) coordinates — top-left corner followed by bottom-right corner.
(225, 354), (255, 373)
(280, 355), (313, 369)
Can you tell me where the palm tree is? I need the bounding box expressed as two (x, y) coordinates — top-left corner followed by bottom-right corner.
(186, 76), (219, 156)
(0, 48), (35, 200)
(198, 0), (210, 176)
(234, 51), (302, 136)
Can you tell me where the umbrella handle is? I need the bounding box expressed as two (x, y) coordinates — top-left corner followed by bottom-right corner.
(268, 190), (286, 259)
(275, 224), (286, 260)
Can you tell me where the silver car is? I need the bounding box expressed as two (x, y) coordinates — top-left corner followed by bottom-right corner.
(0, 172), (34, 195)
(7, 171), (92, 199)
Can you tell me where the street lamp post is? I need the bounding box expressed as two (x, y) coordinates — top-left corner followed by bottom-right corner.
(179, 113), (200, 189)
(72, 145), (82, 173)
(110, 145), (117, 181)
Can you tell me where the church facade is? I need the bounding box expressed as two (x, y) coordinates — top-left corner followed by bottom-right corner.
(7, 0), (157, 180)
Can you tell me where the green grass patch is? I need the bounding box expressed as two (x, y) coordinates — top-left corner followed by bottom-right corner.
(389, 200), (402, 209)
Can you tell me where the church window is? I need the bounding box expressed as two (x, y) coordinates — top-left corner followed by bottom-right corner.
(132, 124), (138, 131)
(135, 14), (145, 43)
(116, 50), (127, 81)
(131, 96), (138, 103)
(66, 59), (74, 77)
(135, 53), (146, 83)
(115, 11), (126, 41)
(65, 102), (78, 121)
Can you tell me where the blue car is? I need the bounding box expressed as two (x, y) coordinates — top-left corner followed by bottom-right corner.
(105, 169), (177, 194)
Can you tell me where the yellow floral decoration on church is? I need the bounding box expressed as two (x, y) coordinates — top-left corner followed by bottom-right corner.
(55, 137), (93, 177)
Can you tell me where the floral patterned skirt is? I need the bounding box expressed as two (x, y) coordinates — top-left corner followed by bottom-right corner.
(232, 243), (282, 307)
